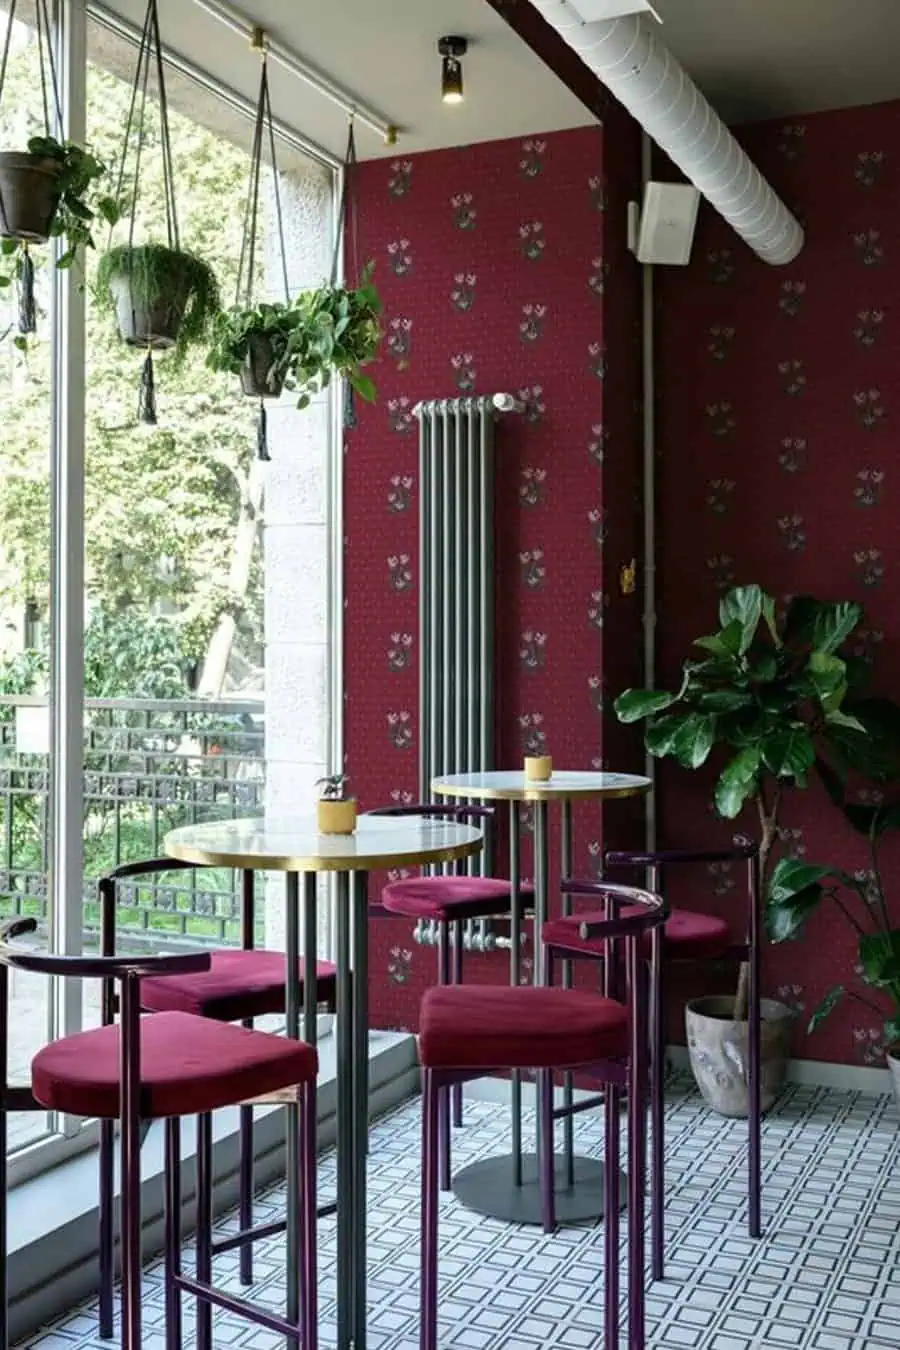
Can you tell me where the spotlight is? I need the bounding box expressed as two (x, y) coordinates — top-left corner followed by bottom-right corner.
(438, 36), (467, 104)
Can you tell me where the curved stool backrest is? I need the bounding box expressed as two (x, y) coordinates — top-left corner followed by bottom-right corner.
(552, 877), (668, 998)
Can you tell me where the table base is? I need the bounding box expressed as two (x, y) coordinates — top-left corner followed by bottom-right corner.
(451, 1152), (627, 1224)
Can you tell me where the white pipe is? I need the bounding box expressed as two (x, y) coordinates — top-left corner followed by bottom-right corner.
(530, 2), (804, 265)
(190, 0), (397, 144)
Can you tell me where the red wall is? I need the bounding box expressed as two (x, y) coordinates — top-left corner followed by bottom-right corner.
(656, 100), (900, 1066)
(344, 121), (642, 1030)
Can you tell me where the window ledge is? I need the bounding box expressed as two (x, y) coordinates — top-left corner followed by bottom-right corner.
(7, 1030), (418, 1343)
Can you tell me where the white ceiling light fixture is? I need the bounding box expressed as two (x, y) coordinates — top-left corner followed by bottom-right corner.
(566, 0), (661, 21)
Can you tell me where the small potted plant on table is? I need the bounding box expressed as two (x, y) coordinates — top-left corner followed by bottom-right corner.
(615, 584), (897, 1114)
(316, 774), (357, 836)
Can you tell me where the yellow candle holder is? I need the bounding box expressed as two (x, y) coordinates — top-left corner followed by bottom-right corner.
(524, 755), (553, 782)
(316, 797), (358, 835)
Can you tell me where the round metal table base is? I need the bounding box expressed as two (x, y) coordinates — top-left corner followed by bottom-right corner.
(451, 1152), (628, 1225)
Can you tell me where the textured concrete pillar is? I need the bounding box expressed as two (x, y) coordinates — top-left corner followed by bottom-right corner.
(262, 158), (336, 952)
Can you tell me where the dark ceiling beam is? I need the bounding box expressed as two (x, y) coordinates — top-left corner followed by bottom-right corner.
(484, 0), (608, 118)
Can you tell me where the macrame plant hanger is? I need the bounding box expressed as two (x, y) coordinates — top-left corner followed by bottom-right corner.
(235, 28), (290, 461)
(111, 0), (180, 424)
(0, 0), (64, 335)
(330, 118), (360, 430)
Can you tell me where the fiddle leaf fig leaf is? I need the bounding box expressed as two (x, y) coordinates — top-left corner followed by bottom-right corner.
(812, 600), (863, 655)
(718, 585), (763, 653)
(714, 746), (760, 819)
(669, 713), (716, 769)
(859, 930), (900, 988)
(761, 726), (816, 779)
(615, 686), (680, 723)
(807, 986), (844, 1034)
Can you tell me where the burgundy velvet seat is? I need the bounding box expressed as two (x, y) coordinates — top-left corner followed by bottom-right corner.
(139, 950), (338, 1022)
(31, 1010), (317, 1119)
(381, 875), (535, 922)
(542, 906), (730, 960)
(419, 984), (628, 1070)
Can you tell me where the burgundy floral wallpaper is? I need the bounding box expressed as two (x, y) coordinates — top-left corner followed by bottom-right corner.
(656, 99), (900, 1068)
(344, 120), (643, 1031)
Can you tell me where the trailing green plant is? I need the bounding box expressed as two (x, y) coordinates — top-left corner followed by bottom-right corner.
(94, 242), (221, 358)
(767, 809), (900, 1050)
(614, 584), (900, 1017)
(206, 268), (382, 409)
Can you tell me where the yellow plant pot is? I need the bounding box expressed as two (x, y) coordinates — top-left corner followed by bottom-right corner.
(524, 755), (553, 782)
(316, 798), (358, 835)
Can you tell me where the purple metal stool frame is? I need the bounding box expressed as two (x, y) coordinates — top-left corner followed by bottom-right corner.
(0, 917), (318, 1350)
(95, 858), (336, 1339)
(546, 844), (762, 1281)
(419, 880), (666, 1350)
(368, 802), (534, 1188)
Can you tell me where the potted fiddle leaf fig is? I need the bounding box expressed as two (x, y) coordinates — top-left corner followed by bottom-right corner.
(315, 773), (357, 836)
(615, 584), (896, 1115)
(207, 266), (382, 409)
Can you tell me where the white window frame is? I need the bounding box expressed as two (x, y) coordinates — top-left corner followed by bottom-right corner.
(7, 0), (343, 1187)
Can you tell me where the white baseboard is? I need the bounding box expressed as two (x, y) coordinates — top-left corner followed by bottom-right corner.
(464, 1046), (894, 1107)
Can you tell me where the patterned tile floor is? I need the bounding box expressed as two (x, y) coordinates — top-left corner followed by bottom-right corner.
(24, 1076), (900, 1350)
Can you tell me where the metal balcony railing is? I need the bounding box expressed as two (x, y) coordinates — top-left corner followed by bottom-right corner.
(0, 695), (265, 947)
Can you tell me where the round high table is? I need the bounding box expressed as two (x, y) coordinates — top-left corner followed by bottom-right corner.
(432, 770), (650, 1225)
(165, 814), (483, 1350)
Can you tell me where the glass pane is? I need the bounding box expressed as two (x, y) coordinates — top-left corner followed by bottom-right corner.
(82, 20), (271, 999)
(0, 1), (55, 1151)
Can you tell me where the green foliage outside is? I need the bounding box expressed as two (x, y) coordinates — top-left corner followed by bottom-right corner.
(0, 23), (291, 941)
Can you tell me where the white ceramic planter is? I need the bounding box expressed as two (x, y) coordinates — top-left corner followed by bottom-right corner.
(886, 1044), (900, 1111)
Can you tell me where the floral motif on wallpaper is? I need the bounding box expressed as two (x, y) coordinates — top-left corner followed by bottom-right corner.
(344, 125), (621, 1030)
(658, 104), (900, 1066)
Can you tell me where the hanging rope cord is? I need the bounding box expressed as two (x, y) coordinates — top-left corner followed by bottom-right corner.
(0, 0), (64, 334)
(235, 50), (289, 308)
(328, 120), (361, 429)
(235, 40), (290, 461)
(108, 0), (182, 423)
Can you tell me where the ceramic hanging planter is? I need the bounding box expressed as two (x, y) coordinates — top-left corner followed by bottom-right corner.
(97, 243), (220, 354)
(206, 96), (381, 460)
(0, 152), (62, 243)
(0, 3), (116, 339)
(239, 331), (286, 398)
(98, 0), (220, 419)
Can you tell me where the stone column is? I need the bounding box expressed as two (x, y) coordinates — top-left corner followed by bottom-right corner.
(262, 156), (336, 951)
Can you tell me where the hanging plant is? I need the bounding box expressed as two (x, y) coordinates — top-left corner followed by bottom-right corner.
(99, 0), (220, 421)
(207, 271), (381, 409)
(205, 85), (380, 458)
(0, 2), (117, 338)
(94, 242), (220, 357)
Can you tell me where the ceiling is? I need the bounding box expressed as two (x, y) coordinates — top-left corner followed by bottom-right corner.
(95, 0), (591, 163)
(95, 0), (900, 165)
(651, 0), (900, 125)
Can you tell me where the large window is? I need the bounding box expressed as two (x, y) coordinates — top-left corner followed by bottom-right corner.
(0, 0), (338, 1175)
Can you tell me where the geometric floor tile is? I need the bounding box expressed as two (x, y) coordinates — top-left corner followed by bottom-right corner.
(19, 1075), (900, 1349)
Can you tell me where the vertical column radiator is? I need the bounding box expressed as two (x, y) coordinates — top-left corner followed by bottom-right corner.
(414, 395), (522, 948)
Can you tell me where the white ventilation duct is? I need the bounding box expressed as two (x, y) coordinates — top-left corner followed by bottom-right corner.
(529, 1), (804, 265)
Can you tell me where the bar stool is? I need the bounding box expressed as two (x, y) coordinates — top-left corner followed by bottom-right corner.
(417, 880), (665, 1350)
(541, 843), (762, 1280)
(369, 803), (534, 1178)
(0, 918), (318, 1350)
(96, 859), (336, 1336)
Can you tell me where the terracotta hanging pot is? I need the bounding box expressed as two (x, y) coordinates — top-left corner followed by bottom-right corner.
(0, 152), (61, 243)
(240, 332), (286, 398)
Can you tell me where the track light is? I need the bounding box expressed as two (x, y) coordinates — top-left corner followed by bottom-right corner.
(438, 36), (467, 104)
